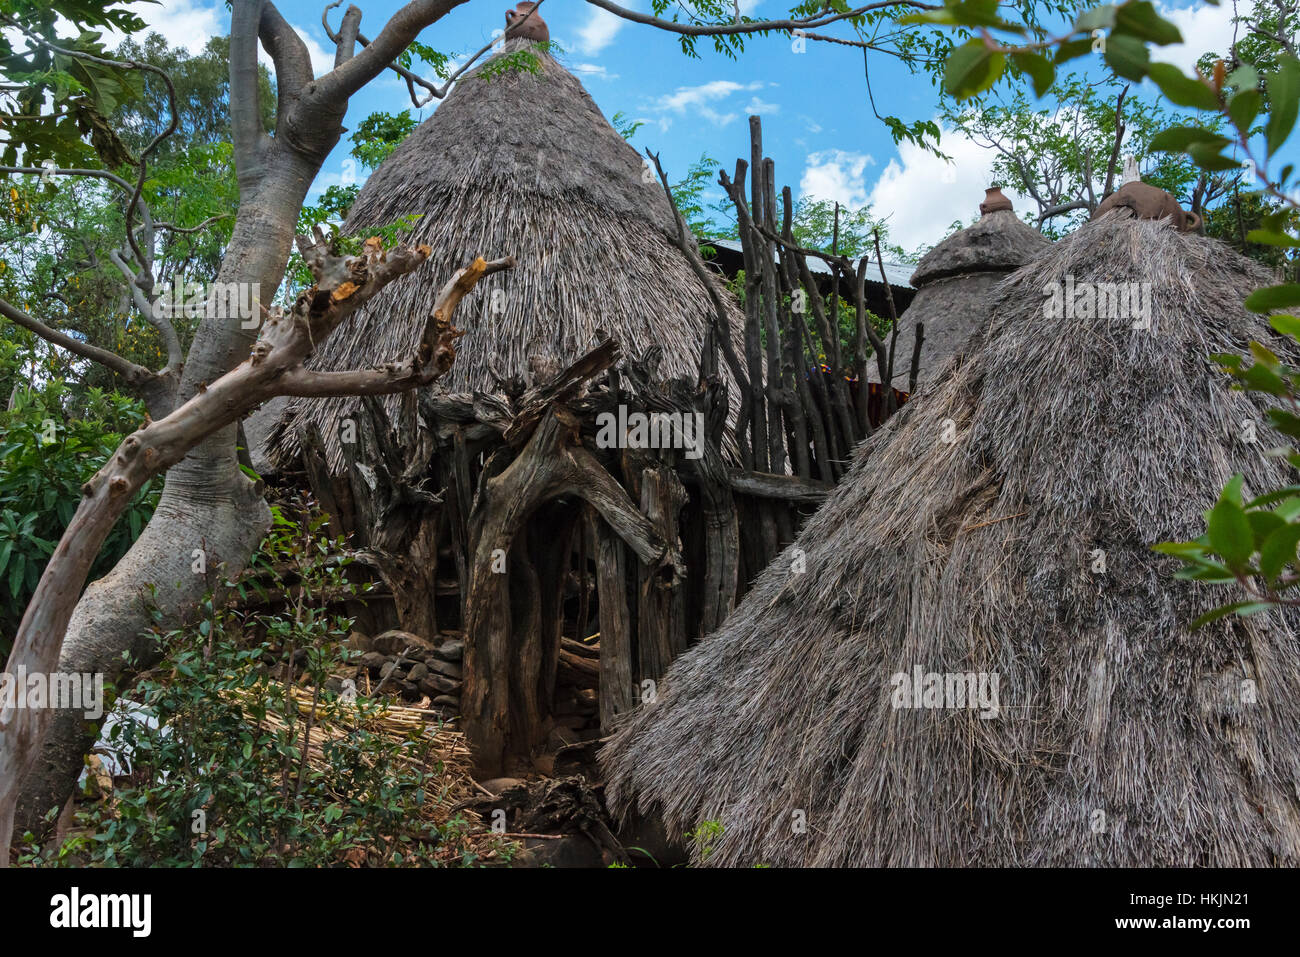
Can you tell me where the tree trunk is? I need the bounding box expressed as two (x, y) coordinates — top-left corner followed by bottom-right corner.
(10, 160), (322, 834)
(3, 0), (485, 853)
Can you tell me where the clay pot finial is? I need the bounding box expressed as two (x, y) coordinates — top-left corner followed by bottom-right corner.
(979, 186), (1013, 215)
(505, 3), (549, 42)
(1092, 179), (1202, 233)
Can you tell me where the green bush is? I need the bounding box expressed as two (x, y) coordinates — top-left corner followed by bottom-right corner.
(20, 508), (511, 867)
(0, 349), (159, 658)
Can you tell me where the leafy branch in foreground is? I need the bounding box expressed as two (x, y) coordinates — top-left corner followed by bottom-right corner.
(913, 0), (1300, 624)
(1154, 332), (1300, 625)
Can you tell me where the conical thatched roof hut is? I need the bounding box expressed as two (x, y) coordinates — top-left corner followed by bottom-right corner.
(602, 211), (1300, 866)
(269, 36), (744, 471)
(872, 187), (1049, 388)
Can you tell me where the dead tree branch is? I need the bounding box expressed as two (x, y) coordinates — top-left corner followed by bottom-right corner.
(0, 235), (512, 861)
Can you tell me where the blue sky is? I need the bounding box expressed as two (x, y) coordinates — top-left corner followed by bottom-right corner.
(121, 0), (1273, 251)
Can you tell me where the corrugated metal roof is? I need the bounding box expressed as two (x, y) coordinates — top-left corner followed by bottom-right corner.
(707, 238), (914, 289)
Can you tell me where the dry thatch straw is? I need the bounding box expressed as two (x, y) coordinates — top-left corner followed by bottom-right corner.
(602, 211), (1300, 866)
(225, 682), (514, 863)
(225, 682), (473, 789)
(872, 194), (1050, 388)
(270, 39), (744, 472)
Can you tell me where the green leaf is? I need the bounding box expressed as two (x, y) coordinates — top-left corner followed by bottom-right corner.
(1228, 88), (1262, 134)
(1175, 563), (1238, 583)
(1114, 1), (1182, 45)
(1055, 37), (1095, 64)
(899, 8), (960, 27)
(1187, 141), (1244, 171)
(1245, 283), (1300, 313)
(1245, 228), (1300, 248)
(1269, 314), (1300, 337)
(1248, 509), (1286, 541)
(1259, 523), (1300, 583)
(1266, 408), (1300, 439)
(1148, 126), (1228, 152)
(9, 553), (24, 598)
(1239, 362), (1289, 397)
(1249, 341), (1281, 368)
(1274, 495), (1300, 522)
(943, 39), (1006, 100)
(1211, 351), (1245, 369)
(1207, 497), (1253, 570)
(1073, 5), (1118, 33)
(1012, 51), (1055, 97)
(1153, 540), (1213, 559)
(1265, 55), (1300, 155)
(1190, 601), (1274, 629)
(1146, 62), (1219, 110)
(902, 0), (1023, 32)
(1247, 485), (1300, 508)
(1103, 33), (1151, 82)
(1226, 64), (1259, 91)
(1221, 473), (1246, 507)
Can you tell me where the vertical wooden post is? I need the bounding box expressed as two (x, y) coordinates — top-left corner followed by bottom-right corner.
(589, 510), (635, 730)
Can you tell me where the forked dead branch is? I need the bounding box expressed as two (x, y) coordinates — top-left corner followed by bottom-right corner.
(0, 230), (513, 860)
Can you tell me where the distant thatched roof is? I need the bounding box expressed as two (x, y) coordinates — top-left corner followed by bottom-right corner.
(603, 212), (1300, 866)
(910, 206), (1049, 286)
(268, 39), (744, 471)
(871, 198), (1050, 387)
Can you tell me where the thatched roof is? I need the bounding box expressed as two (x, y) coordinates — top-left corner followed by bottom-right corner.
(909, 201), (1049, 287)
(602, 212), (1300, 866)
(871, 195), (1050, 387)
(268, 39), (744, 471)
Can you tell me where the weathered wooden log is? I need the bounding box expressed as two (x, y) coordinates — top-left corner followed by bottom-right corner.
(727, 468), (834, 505)
(636, 464), (689, 685)
(561, 635), (600, 659)
(299, 421), (354, 539)
(558, 647), (600, 683)
(329, 394), (443, 638)
(462, 403), (682, 776)
(685, 376), (739, 637)
(503, 340), (621, 446)
(531, 503), (577, 733)
(588, 508), (635, 732)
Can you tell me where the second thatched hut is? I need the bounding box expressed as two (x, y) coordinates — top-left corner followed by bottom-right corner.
(602, 208), (1300, 866)
(873, 187), (1049, 389)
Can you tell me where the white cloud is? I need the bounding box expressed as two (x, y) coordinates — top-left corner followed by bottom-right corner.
(306, 167), (350, 203)
(576, 3), (636, 56)
(104, 2), (334, 79)
(655, 79), (763, 113)
(701, 107), (742, 126)
(1152, 0), (1238, 73)
(743, 96), (779, 115)
(104, 0), (222, 53)
(865, 123), (1029, 252)
(801, 149), (876, 209)
(573, 62), (619, 80)
(647, 79), (768, 128)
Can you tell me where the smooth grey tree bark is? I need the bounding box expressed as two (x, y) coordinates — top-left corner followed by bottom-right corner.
(7, 0), (472, 846)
